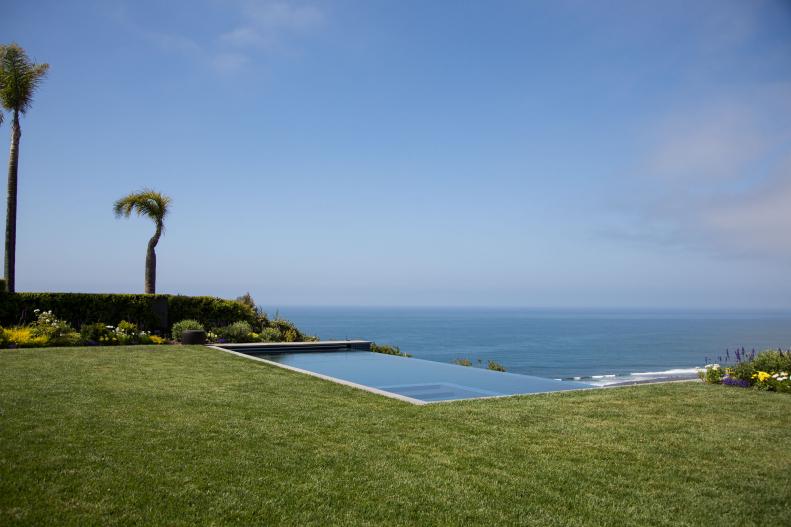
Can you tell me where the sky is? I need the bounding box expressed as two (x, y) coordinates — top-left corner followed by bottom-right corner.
(2, 0), (790, 308)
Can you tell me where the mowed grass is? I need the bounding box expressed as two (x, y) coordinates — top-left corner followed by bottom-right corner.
(1, 347), (790, 526)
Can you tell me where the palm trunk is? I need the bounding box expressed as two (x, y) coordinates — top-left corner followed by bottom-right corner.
(4, 111), (21, 293)
(145, 222), (162, 294)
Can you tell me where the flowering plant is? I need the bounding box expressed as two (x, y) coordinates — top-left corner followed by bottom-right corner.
(2, 327), (48, 348)
(699, 364), (724, 384)
(752, 371), (791, 393)
(700, 349), (791, 394)
(113, 320), (153, 345)
(30, 309), (80, 346)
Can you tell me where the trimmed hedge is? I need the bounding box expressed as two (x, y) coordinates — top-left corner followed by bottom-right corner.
(0, 292), (256, 333)
(168, 295), (257, 330)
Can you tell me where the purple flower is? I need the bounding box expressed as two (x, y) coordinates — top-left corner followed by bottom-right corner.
(722, 376), (750, 388)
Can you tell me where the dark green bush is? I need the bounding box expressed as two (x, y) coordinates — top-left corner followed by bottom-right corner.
(0, 293), (167, 330)
(0, 292), (256, 333)
(168, 295), (256, 330)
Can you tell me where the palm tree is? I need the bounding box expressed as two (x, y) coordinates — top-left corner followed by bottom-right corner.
(113, 190), (172, 294)
(0, 44), (49, 292)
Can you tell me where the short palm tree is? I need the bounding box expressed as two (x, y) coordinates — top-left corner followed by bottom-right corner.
(0, 44), (49, 292)
(114, 190), (172, 294)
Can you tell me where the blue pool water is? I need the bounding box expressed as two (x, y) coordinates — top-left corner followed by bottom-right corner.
(246, 350), (592, 402)
(269, 307), (791, 385)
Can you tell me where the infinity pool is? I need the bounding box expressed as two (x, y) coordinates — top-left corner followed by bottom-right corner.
(227, 347), (592, 403)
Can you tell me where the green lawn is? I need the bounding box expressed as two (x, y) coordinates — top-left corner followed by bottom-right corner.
(1, 347), (789, 526)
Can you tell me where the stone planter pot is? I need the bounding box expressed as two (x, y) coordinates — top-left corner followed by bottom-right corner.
(181, 329), (207, 345)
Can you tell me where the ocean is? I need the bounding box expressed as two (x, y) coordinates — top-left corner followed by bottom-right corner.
(272, 307), (791, 385)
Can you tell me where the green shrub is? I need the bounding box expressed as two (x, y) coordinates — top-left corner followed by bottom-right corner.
(218, 321), (253, 343)
(115, 320), (151, 345)
(370, 343), (412, 358)
(699, 364), (724, 384)
(235, 293), (256, 310)
(282, 328), (297, 342)
(168, 295), (256, 330)
(453, 358), (472, 367)
(260, 318), (316, 342)
(171, 319), (204, 341)
(259, 327), (282, 342)
(728, 361), (755, 382)
(751, 350), (791, 374)
(720, 350), (791, 384)
(30, 310), (81, 346)
(80, 323), (119, 346)
(754, 372), (791, 393)
(487, 360), (507, 372)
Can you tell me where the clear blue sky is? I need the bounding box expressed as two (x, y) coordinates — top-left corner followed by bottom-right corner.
(2, 0), (790, 308)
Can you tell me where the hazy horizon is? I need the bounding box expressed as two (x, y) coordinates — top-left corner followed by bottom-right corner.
(3, 0), (791, 308)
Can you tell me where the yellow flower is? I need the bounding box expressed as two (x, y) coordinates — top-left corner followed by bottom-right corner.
(6, 327), (33, 343)
(753, 371), (771, 382)
(4, 327), (48, 347)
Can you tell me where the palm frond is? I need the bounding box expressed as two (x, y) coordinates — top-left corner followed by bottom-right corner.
(0, 43), (49, 114)
(113, 189), (172, 226)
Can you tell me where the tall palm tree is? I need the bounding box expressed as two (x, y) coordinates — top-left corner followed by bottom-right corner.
(0, 44), (49, 292)
(113, 190), (172, 294)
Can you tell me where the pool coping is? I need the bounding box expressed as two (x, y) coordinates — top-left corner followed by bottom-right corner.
(215, 340), (371, 350)
(209, 344), (701, 405)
